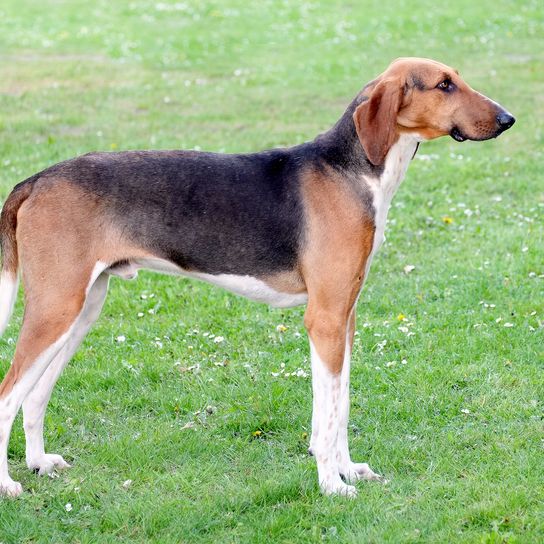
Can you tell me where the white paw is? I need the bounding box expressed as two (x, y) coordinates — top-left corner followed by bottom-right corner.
(27, 453), (71, 476)
(0, 478), (23, 498)
(340, 462), (388, 485)
(320, 478), (358, 498)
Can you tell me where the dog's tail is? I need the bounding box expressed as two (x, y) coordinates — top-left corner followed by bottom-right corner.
(0, 177), (35, 335)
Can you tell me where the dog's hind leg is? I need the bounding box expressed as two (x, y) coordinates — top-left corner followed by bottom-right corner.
(0, 264), (104, 497)
(22, 270), (109, 476)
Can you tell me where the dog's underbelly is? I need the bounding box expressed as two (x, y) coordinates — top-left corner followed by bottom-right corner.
(108, 257), (308, 308)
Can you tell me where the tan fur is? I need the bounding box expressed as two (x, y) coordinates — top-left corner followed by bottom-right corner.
(300, 167), (374, 374)
(353, 76), (403, 166)
(0, 181), (149, 398)
(353, 57), (506, 164)
(262, 269), (306, 295)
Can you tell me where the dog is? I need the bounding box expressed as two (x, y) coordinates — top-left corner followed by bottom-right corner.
(0, 57), (514, 497)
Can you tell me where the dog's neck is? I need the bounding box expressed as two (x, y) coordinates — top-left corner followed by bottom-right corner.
(313, 95), (420, 190)
(313, 95), (421, 254)
(361, 132), (420, 256)
(379, 132), (420, 195)
(312, 96), (384, 177)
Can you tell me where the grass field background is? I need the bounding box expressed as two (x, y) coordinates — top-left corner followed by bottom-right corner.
(0, 1), (543, 542)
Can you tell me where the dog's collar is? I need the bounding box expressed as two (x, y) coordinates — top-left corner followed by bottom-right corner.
(411, 142), (420, 160)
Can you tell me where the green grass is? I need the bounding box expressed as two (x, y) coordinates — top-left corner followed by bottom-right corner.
(0, 0), (543, 542)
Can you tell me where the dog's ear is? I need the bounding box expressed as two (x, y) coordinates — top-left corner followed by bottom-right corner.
(353, 77), (403, 166)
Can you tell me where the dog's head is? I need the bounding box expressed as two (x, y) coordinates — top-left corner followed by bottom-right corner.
(353, 57), (515, 166)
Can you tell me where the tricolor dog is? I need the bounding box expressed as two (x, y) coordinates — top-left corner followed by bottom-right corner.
(0, 58), (514, 497)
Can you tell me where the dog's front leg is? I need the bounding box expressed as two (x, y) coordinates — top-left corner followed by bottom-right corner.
(305, 305), (356, 497)
(336, 310), (386, 484)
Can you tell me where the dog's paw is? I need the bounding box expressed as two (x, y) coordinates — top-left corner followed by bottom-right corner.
(27, 453), (71, 476)
(340, 462), (388, 485)
(0, 477), (23, 498)
(320, 478), (358, 498)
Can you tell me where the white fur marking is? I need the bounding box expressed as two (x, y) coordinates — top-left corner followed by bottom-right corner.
(335, 323), (386, 484)
(309, 339), (356, 497)
(335, 328), (353, 474)
(0, 272), (19, 336)
(363, 133), (420, 266)
(132, 257), (308, 308)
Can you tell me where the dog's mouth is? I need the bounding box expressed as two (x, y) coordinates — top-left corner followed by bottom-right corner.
(450, 126), (467, 142)
(450, 123), (513, 143)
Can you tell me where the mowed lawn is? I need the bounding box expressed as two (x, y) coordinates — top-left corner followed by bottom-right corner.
(0, 0), (543, 542)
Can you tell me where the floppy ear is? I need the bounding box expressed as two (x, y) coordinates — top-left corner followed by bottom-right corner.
(353, 77), (403, 166)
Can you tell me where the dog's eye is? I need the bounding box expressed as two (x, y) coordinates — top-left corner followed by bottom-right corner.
(437, 79), (453, 91)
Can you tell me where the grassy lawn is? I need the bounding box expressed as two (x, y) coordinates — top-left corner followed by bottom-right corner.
(0, 0), (543, 542)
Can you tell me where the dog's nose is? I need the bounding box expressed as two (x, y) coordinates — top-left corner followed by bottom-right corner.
(496, 111), (515, 130)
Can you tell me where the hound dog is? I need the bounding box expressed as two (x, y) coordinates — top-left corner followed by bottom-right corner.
(0, 58), (514, 497)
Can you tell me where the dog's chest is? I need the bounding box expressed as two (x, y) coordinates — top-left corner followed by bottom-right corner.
(364, 135), (419, 260)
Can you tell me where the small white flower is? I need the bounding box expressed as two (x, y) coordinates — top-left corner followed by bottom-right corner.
(137, 312), (144, 317)
(65, 503), (73, 512)
(116, 335), (126, 343)
(403, 264), (415, 274)
(122, 479), (132, 489)
(504, 322), (514, 328)
(461, 408), (470, 414)
(213, 336), (225, 343)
